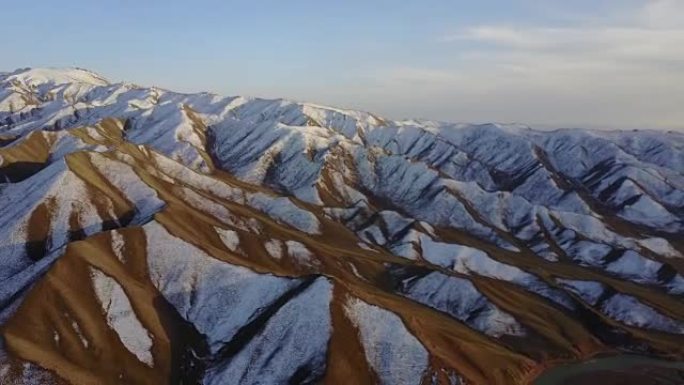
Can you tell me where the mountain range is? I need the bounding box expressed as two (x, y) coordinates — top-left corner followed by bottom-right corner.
(0, 67), (683, 385)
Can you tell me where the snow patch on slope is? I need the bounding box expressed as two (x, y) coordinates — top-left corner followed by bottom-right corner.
(214, 227), (241, 254)
(88, 153), (165, 220)
(204, 277), (333, 385)
(143, 221), (301, 352)
(90, 268), (154, 366)
(345, 297), (429, 385)
(601, 294), (684, 334)
(400, 272), (524, 337)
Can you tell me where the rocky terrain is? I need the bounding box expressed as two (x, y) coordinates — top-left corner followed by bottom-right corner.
(0, 67), (683, 384)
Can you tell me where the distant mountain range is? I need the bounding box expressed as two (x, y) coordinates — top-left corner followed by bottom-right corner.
(0, 67), (683, 385)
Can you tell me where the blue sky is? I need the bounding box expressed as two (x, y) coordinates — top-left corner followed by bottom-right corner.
(2, 0), (683, 130)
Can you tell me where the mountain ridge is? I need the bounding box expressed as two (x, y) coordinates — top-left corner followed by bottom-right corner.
(8, 66), (680, 134)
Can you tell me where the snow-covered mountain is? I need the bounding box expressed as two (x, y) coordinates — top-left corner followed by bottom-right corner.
(0, 67), (683, 385)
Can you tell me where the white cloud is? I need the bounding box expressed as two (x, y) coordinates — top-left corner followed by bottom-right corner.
(449, 25), (684, 64)
(367, 0), (684, 130)
(640, 0), (684, 28)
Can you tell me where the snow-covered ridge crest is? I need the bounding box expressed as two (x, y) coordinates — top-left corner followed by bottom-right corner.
(2, 67), (109, 87)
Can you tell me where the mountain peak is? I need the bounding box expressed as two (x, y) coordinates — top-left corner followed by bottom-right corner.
(2, 66), (109, 87)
